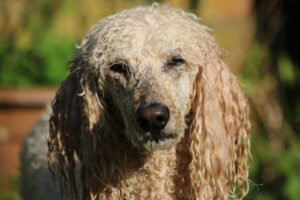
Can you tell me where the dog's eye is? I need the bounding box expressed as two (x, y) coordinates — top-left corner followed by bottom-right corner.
(110, 63), (130, 79)
(168, 56), (185, 67)
(110, 63), (127, 74)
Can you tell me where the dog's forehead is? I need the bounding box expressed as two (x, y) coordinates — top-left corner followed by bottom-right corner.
(103, 20), (194, 61)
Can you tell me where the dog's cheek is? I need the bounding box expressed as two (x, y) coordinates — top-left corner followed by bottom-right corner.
(108, 88), (130, 122)
(116, 93), (139, 137)
(172, 72), (193, 116)
(165, 111), (185, 136)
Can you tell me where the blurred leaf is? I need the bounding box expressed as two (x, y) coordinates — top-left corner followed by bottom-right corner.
(34, 34), (74, 85)
(284, 177), (300, 200)
(239, 43), (268, 95)
(278, 56), (296, 86)
(0, 176), (21, 200)
(0, 35), (74, 87)
(0, 191), (21, 200)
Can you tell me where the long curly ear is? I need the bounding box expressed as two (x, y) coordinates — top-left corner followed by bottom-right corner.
(47, 56), (104, 198)
(188, 51), (250, 199)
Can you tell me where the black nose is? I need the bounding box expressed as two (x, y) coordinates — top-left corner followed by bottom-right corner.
(136, 103), (170, 132)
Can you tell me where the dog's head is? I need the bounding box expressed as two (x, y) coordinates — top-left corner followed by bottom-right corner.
(70, 5), (215, 151)
(48, 4), (250, 199)
(102, 18), (201, 150)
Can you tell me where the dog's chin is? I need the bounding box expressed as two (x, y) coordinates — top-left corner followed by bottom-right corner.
(143, 137), (177, 151)
(133, 131), (180, 152)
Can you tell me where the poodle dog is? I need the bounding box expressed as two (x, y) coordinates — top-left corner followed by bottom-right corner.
(48, 4), (250, 200)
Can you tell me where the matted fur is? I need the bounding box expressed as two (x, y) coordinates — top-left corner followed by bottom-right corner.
(48, 4), (250, 200)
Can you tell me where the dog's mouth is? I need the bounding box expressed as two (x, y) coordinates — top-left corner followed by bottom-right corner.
(140, 131), (177, 150)
(144, 132), (176, 142)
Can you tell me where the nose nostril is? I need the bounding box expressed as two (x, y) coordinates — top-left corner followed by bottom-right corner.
(156, 115), (165, 123)
(138, 118), (150, 132)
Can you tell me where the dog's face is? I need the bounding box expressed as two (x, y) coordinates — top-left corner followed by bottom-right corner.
(94, 17), (201, 151)
(106, 50), (197, 151)
(80, 9), (208, 151)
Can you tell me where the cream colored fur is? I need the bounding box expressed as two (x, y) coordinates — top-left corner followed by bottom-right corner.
(48, 4), (251, 200)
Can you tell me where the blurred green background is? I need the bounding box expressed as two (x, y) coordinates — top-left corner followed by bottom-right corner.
(0, 0), (299, 199)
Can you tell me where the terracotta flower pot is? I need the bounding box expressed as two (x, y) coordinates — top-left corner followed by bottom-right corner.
(0, 88), (56, 186)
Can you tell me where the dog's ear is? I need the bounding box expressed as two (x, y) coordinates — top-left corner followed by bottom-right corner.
(48, 55), (104, 198)
(188, 51), (250, 199)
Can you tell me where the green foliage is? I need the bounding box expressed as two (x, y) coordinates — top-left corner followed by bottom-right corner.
(0, 36), (74, 87)
(241, 44), (300, 200)
(278, 56), (297, 86)
(0, 0), (77, 87)
(239, 43), (268, 94)
(0, 176), (20, 200)
(0, 191), (20, 200)
(246, 135), (300, 200)
(277, 55), (300, 128)
(35, 35), (75, 85)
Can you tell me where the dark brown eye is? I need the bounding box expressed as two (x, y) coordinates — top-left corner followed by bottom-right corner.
(110, 63), (130, 79)
(110, 63), (127, 74)
(168, 56), (185, 67)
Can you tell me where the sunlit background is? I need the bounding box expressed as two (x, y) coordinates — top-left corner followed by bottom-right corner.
(0, 0), (299, 199)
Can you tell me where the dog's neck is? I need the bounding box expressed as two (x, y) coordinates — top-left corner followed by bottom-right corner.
(82, 119), (192, 199)
(81, 97), (192, 199)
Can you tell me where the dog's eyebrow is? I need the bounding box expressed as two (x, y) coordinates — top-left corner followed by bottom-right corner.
(168, 48), (184, 58)
(169, 53), (184, 60)
(109, 58), (129, 65)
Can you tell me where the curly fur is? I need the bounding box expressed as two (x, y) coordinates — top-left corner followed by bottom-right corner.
(48, 4), (251, 200)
